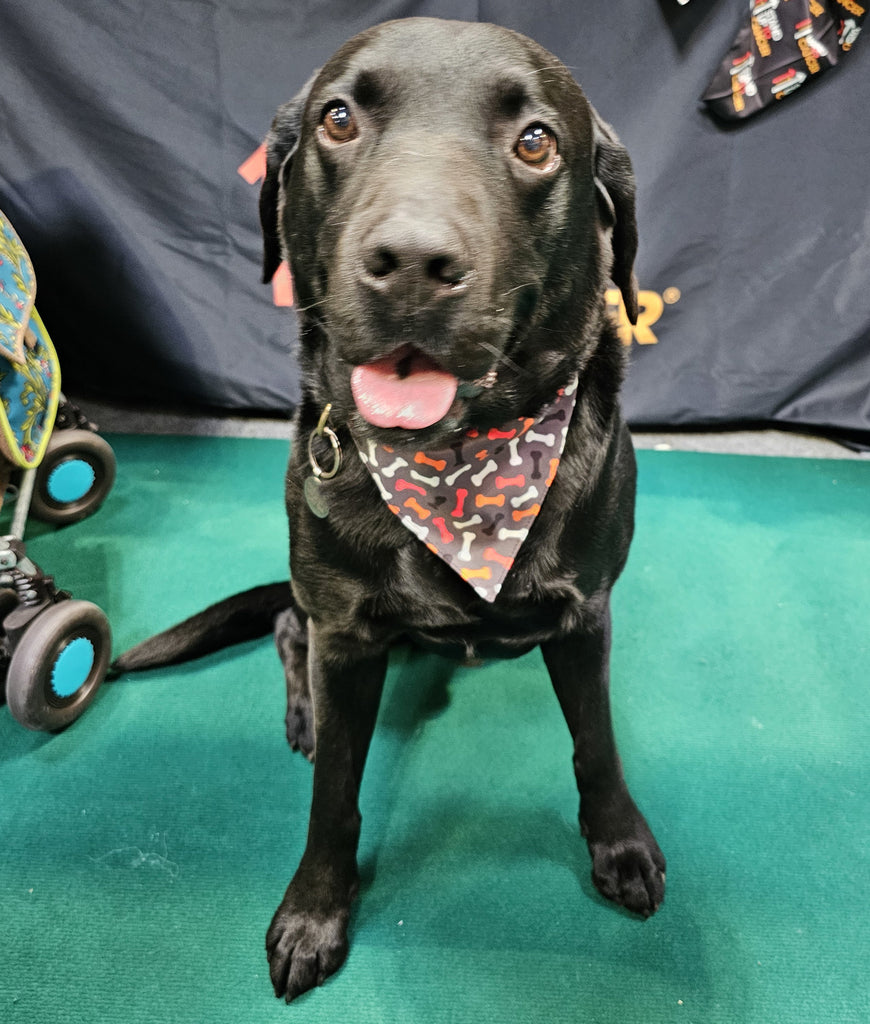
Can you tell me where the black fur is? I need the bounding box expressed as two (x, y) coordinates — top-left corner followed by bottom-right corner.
(116, 17), (665, 1003)
(111, 583), (291, 673)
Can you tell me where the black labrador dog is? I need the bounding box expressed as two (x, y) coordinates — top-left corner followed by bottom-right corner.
(116, 16), (665, 1002)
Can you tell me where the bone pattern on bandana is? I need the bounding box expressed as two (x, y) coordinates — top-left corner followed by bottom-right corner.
(353, 377), (579, 602)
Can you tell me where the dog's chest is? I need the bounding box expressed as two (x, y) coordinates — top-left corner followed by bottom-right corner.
(363, 536), (582, 661)
(288, 420), (625, 660)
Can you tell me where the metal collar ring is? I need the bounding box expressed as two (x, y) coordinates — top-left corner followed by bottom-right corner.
(308, 404), (342, 480)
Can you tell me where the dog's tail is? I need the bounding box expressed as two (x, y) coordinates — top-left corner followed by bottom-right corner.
(110, 582), (293, 674)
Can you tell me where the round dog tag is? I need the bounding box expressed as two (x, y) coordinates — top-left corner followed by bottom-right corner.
(303, 475), (330, 518)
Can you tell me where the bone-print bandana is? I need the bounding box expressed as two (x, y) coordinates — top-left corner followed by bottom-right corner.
(353, 376), (579, 602)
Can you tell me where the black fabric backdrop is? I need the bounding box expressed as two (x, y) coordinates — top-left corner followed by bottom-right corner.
(1, 1), (868, 440)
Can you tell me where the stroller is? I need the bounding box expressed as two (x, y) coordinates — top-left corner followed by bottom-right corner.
(0, 209), (116, 731)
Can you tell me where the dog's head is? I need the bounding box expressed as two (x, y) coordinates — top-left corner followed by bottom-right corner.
(260, 18), (638, 446)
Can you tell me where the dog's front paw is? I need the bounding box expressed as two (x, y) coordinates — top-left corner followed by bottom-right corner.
(587, 833), (666, 917)
(266, 893), (350, 1002)
(581, 798), (666, 917)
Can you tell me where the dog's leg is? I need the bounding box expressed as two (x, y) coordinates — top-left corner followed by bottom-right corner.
(274, 604), (314, 759)
(541, 599), (665, 917)
(266, 628), (388, 1002)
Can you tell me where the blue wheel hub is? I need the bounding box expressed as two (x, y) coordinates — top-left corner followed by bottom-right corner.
(51, 636), (96, 698)
(47, 459), (95, 504)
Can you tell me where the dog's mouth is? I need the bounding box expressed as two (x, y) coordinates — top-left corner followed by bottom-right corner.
(349, 344), (462, 430)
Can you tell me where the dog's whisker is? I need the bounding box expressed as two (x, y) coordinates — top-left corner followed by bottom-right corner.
(525, 64), (571, 76)
(500, 282), (539, 298)
(475, 339), (527, 377)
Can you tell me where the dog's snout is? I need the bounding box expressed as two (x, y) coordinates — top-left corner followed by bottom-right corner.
(360, 218), (473, 300)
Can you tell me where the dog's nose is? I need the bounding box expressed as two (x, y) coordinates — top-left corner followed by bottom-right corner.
(359, 218), (473, 301)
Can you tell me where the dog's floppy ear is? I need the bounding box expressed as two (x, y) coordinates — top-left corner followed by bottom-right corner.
(590, 109), (639, 325)
(259, 72), (319, 283)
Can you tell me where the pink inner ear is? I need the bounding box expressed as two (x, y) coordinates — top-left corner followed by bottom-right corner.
(237, 143), (268, 184)
(350, 346), (459, 429)
(271, 262), (294, 307)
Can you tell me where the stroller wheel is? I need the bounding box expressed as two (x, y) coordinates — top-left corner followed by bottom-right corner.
(6, 600), (112, 731)
(30, 429), (116, 525)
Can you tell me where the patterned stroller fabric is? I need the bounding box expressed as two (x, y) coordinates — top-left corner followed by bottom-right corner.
(0, 212), (60, 469)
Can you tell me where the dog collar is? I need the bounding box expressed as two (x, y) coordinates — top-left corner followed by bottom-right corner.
(352, 376), (578, 602)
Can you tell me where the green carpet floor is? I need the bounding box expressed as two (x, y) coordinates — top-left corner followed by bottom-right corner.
(1, 435), (868, 1024)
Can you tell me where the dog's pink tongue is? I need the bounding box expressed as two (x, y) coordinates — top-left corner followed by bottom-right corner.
(350, 347), (458, 429)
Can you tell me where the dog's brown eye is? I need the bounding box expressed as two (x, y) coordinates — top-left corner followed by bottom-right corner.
(515, 124), (557, 168)
(321, 103), (358, 143)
